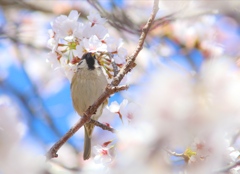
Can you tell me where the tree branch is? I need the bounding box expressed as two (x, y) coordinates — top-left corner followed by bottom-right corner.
(47, 117), (86, 158)
(46, 0), (159, 159)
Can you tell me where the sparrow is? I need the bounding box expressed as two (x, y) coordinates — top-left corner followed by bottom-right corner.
(71, 52), (108, 160)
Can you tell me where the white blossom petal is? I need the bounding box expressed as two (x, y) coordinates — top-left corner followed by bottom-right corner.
(68, 10), (80, 21)
(108, 101), (120, 113)
(105, 36), (120, 52)
(46, 52), (60, 69)
(87, 11), (107, 25)
(73, 44), (85, 58)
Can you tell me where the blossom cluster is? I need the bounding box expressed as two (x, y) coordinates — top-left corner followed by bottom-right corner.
(47, 10), (127, 81)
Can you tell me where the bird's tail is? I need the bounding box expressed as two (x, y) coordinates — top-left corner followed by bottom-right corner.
(83, 124), (94, 160)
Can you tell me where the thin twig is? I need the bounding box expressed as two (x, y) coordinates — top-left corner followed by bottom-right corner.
(47, 0), (159, 159)
(89, 119), (115, 133)
(111, 85), (129, 93)
(87, 0), (139, 34)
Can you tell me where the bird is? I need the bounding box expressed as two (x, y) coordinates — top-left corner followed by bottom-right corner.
(71, 52), (108, 160)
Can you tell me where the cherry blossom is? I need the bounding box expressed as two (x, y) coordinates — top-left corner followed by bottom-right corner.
(83, 35), (106, 52)
(47, 10), (127, 82)
(60, 60), (77, 81)
(82, 23), (108, 40)
(47, 29), (58, 52)
(113, 51), (126, 64)
(73, 43), (85, 58)
(67, 10), (80, 21)
(122, 102), (138, 122)
(51, 10), (80, 40)
(87, 11), (107, 26)
(108, 99), (128, 114)
(105, 36), (123, 52)
(58, 20), (79, 40)
(107, 100), (138, 123)
(93, 144), (112, 165)
(46, 52), (60, 69)
(105, 36), (127, 64)
(73, 22), (85, 40)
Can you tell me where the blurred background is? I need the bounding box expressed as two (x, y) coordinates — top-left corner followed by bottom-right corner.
(1, 0), (240, 173)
